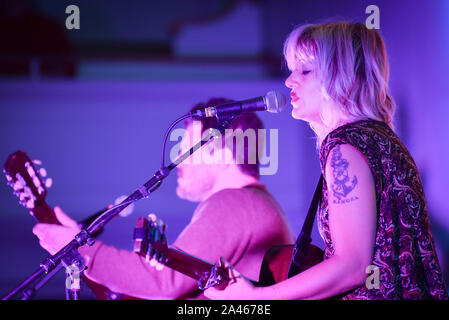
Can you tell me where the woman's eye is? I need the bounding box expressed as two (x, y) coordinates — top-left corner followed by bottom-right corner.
(302, 70), (311, 75)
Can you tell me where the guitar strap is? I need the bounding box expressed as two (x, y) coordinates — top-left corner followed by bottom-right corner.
(287, 174), (323, 278)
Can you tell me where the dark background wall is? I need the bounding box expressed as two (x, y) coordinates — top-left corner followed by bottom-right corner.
(0, 0), (448, 299)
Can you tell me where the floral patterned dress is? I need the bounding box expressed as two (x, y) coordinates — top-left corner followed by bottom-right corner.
(318, 119), (448, 299)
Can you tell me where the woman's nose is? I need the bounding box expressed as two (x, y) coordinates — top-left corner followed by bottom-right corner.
(285, 74), (295, 88)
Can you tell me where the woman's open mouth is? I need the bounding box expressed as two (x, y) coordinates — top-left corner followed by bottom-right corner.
(290, 92), (299, 102)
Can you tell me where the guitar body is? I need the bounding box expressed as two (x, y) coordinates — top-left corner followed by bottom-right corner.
(258, 244), (323, 286)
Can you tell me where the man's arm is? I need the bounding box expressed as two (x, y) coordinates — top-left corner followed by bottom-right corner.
(267, 143), (377, 299)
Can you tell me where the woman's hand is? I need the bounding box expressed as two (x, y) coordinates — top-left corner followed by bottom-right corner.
(204, 257), (262, 300)
(32, 206), (81, 255)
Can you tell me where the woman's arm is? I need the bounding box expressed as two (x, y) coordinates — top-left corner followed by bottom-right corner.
(206, 144), (377, 300)
(264, 143), (377, 299)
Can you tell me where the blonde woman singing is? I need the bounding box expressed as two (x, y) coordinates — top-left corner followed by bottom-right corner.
(205, 21), (448, 300)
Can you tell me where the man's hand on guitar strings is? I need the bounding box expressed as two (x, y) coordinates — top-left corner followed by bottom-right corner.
(204, 257), (260, 300)
(32, 206), (81, 255)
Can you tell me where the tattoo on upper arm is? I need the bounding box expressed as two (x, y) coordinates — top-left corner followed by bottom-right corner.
(330, 145), (359, 204)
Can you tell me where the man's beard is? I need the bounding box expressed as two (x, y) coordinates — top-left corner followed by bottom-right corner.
(176, 178), (215, 203)
(176, 184), (202, 202)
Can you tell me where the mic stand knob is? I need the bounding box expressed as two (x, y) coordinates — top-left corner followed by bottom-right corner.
(61, 249), (86, 300)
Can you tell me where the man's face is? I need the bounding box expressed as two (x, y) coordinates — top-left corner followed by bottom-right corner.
(176, 122), (222, 202)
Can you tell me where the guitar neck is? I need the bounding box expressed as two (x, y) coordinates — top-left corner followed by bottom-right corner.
(163, 246), (260, 288)
(148, 242), (228, 287)
(32, 201), (61, 225)
(150, 242), (214, 279)
(166, 247), (215, 280)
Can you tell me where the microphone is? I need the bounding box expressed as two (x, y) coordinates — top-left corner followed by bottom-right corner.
(190, 90), (286, 118)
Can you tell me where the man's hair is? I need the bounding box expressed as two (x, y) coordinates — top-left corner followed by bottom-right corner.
(185, 97), (264, 179)
(284, 21), (395, 146)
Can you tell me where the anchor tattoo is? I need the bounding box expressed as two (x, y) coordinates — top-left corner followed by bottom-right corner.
(330, 145), (358, 201)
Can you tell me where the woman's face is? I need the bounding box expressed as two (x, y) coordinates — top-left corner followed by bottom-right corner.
(285, 61), (328, 124)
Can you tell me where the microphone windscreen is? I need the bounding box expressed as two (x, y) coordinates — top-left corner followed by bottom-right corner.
(265, 90), (286, 113)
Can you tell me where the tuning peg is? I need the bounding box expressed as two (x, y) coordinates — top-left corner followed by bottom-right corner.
(39, 168), (47, 177)
(45, 178), (53, 188)
(26, 198), (35, 209)
(158, 219), (166, 230)
(13, 174), (26, 191)
(5, 174), (13, 187)
(147, 257), (164, 271)
(33, 160), (42, 166)
(147, 213), (157, 222)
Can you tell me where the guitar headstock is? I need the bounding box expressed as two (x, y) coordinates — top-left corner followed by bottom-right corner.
(133, 214), (231, 290)
(133, 214), (168, 269)
(3, 150), (58, 224)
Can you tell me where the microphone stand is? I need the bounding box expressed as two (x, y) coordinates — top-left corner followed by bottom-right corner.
(21, 264), (63, 300)
(2, 115), (236, 300)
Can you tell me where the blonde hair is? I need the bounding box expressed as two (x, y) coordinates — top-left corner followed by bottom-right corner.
(284, 21), (395, 147)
